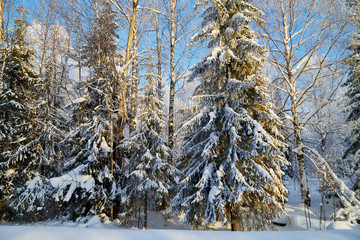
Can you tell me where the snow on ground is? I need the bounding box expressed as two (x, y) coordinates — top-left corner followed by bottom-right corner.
(0, 225), (359, 240)
(1, 178), (360, 239)
(277, 178), (357, 231)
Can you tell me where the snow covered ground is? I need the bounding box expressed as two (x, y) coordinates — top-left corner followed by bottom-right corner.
(0, 225), (359, 240)
(279, 178), (358, 231)
(0, 179), (359, 239)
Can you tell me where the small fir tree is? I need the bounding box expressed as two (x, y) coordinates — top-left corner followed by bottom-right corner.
(172, 0), (287, 231)
(50, 106), (119, 220)
(119, 67), (179, 228)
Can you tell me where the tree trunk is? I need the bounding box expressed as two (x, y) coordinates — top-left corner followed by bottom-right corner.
(37, 5), (52, 77)
(282, 5), (310, 205)
(109, 117), (114, 220)
(168, 0), (176, 158)
(124, 0), (139, 75)
(225, 204), (238, 231)
(155, 0), (162, 100)
(78, 59), (81, 84)
(105, 91), (115, 219)
(0, 0), (3, 46)
(144, 192), (148, 229)
(0, 0), (3, 90)
(291, 93), (311, 207)
(231, 221), (238, 231)
(129, 26), (138, 133)
(51, 20), (58, 107)
(229, 205), (238, 231)
(115, 0), (139, 168)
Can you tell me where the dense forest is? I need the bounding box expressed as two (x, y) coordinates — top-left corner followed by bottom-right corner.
(0, 0), (359, 231)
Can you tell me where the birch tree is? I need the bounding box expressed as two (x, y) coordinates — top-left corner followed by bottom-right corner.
(168, 0), (176, 152)
(258, 0), (348, 206)
(155, 0), (163, 100)
(167, 0), (199, 154)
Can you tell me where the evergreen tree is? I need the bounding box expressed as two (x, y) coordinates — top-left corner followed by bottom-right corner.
(50, 105), (119, 220)
(172, 0), (287, 231)
(119, 67), (179, 228)
(49, 1), (121, 220)
(36, 61), (68, 171)
(0, 8), (54, 221)
(344, 0), (360, 196)
(82, 0), (119, 80)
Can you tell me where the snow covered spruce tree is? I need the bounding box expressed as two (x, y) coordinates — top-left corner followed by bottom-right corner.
(119, 67), (179, 228)
(50, 1), (121, 220)
(172, 0), (287, 231)
(0, 8), (55, 221)
(344, 0), (360, 197)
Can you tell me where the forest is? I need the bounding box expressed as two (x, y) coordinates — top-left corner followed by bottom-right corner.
(0, 0), (360, 232)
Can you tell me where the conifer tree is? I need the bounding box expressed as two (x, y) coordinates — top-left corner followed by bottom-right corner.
(36, 61), (68, 171)
(49, 1), (121, 220)
(50, 106), (119, 220)
(119, 67), (179, 228)
(0, 8), (54, 221)
(344, 0), (360, 196)
(172, 0), (287, 231)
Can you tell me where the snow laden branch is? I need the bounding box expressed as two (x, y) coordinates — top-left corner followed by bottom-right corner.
(298, 144), (360, 223)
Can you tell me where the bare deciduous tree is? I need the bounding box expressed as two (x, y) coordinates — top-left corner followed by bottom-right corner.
(0, 0), (17, 89)
(109, 0), (140, 167)
(258, 0), (348, 206)
(167, 0), (198, 155)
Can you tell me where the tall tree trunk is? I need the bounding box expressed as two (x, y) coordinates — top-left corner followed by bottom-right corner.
(0, 0), (4, 89)
(227, 204), (238, 231)
(51, 20), (58, 107)
(155, 0), (162, 100)
(291, 91), (311, 207)
(0, 0), (3, 46)
(107, 100), (114, 220)
(115, 0), (139, 168)
(129, 27), (138, 133)
(144, 192), (148, 229)
(37, 2), (52, 77)
(69, 0), (82, 94)
(168, 0), (176, 157)
(282, 3), (310, 205)
(124, 0), (139, 74)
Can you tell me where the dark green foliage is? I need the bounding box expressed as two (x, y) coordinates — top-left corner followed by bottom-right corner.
(344, 0), (360, 196)
(118, 68), (179, 228)
(172, 0), (287, 230)
(49, 1), (121, 220)
(0, 8), (54, 221)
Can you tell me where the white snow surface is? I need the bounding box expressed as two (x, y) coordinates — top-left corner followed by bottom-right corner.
(0, 225), (358, 240)
(1, 179), (360, 239)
